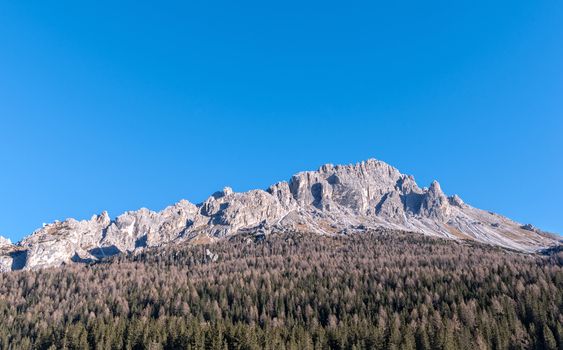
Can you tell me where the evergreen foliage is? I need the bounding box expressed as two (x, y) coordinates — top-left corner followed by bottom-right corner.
(0, 230), (561, 349)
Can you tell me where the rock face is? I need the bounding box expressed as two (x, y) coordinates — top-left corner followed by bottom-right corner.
(1, 159), (559, 271)
(0, 236), (11, 248)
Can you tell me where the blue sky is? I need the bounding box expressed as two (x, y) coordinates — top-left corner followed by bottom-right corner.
(0, 1), (561, 242)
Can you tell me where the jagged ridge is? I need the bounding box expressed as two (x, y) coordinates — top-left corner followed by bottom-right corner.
(0, 159), (558, 271)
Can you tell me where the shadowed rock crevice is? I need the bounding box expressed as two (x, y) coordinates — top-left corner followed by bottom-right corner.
(89, 245), (121, 259)
(10, 250), (27, 271)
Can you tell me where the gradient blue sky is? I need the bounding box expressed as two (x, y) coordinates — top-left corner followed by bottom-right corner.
(1, 1), (562, 242)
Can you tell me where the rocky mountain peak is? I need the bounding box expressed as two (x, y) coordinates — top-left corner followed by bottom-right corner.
(428, 180), (443, 194)
(420, 180), (449, 221)
(448, 194), (465, 208)
(211, 187), (234, 199)
(0, 158), (558, 271)
(94, 211), (111, 226)
(0, 236), (12, 247)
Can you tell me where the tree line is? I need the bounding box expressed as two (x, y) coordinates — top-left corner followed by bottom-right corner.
(0, 230), (561, 349)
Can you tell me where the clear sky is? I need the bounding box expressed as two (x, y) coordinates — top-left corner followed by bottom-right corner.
(1, 1), (562, 242)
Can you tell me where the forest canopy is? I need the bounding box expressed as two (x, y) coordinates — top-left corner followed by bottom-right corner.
(0, 230), (561, 350)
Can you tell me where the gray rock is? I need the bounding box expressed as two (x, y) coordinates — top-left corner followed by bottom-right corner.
(0, 237), (15, 272)
(419, 181), (450, 221)
(19, 212), (111, 270)
(520, 224), (537, 232)
(0, 236), (11, 247)
(1, 158), (559, 271)
(205, 249), (219, 262)
(101, 199), (200, 253)
(195, 189), (287, 237)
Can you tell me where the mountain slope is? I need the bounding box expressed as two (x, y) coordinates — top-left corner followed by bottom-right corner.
(0, 159), (558, 271)
(1, 231), (561, 349)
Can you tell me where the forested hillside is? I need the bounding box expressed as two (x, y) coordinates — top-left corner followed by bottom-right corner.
(0, 230), (561, 350)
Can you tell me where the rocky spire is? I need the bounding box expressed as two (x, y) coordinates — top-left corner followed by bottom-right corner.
(420, 180), (450, 221)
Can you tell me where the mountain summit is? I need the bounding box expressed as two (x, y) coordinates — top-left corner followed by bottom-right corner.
(0, 159), (558, 271)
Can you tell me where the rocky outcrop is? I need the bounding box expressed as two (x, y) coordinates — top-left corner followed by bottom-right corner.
(19, 212), (111, 270)
(1, 159), (559, 271)
(0, 236), (15, 272)
(194, 188), (288, 237)
(102, 199), (199, 252)
(419, 181), (450, 221)
(0, 236), (11, 247)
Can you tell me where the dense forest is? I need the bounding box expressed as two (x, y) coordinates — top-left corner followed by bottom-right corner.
(0, 230), (561, 350)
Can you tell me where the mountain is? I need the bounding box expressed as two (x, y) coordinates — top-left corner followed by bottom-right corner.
(0, 159), (558, 271)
